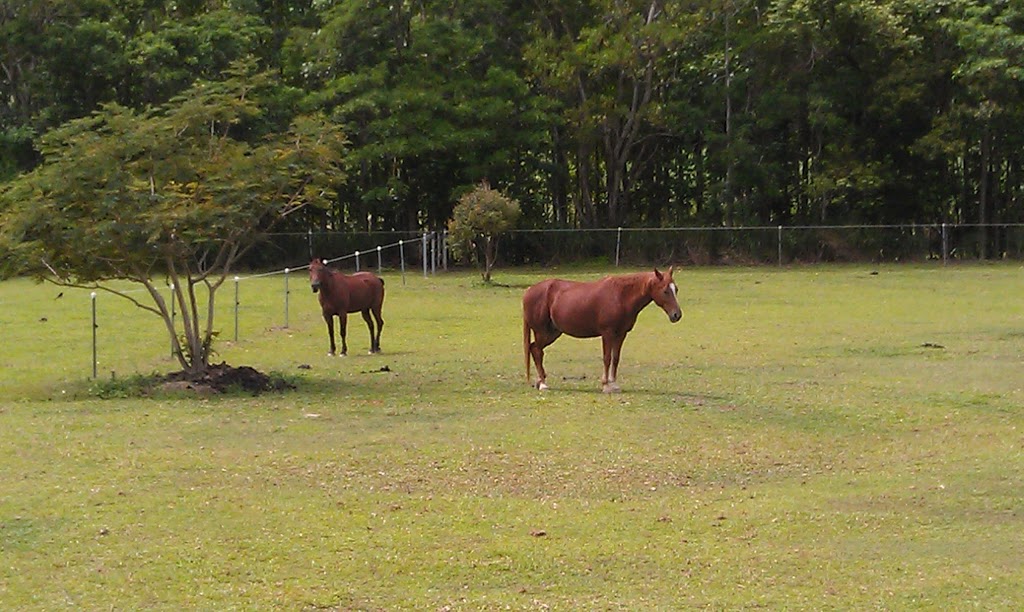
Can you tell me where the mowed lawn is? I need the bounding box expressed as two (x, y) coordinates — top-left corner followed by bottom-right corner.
(1, 263), (1022, 609)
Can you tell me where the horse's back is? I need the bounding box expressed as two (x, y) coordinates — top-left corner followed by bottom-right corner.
(345, 272), (385, 311)
(524, 278), (598, 334)
(523, 278), (573, 309)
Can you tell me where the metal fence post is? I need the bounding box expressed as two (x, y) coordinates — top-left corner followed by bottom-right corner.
(615, 227), (622, 267)
(355, 250), (361, 272)
(422, 232), (428, 277)
(234, 276), (240, 342)
(169, 283), (176, 358)
(91, 292), (97, 379)
(778, 225), (783, 267)
(400, 239), (407, 285)
(419, 232), (428, 278)
(284, 268), (290, 328)
(942, 223), (948, 266)
(442, 230), (448, 271)
(377, 246), (382, 274)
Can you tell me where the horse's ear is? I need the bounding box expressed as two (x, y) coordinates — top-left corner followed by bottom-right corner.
(654, 268), (663, 281)
(667, 265), (674, 277)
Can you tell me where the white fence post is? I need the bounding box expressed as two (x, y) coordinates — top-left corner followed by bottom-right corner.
(942, 223), (948, 266)
(778, 225), (783, 267)
(283, 268), (290, 328)
(400, 239), (407, 285)
(615, 227), (622, 267)
(234, 276), (240, 342)
(169, 283), (176, 358)
(422, 232), (428, 278)
(91, 292), (97, 379)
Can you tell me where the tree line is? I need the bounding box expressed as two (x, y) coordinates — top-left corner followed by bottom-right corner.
(3, 0), (1023, 256)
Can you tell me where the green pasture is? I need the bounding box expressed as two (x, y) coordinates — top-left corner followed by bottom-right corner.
(1, 263), (1023, 609)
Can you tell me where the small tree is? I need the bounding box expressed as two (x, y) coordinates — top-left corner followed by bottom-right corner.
(0, 60), (346, 375)
(447, 182), (521, 283)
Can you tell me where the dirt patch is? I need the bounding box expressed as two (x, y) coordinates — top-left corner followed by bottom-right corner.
(159, 362), (295, 395)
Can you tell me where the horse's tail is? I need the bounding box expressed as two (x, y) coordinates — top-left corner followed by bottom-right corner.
(523, 315), (532, 383)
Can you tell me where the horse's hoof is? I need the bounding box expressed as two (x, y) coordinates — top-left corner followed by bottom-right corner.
(537, 382), (549, 391)
(602, 383), (621, 394)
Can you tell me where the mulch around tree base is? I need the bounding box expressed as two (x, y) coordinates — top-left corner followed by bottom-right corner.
(160, 362), (294, 395)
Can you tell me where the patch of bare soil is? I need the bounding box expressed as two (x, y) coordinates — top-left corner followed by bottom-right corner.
(160, 362), (295, 395)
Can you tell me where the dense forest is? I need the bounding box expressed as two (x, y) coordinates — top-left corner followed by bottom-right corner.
(2, 0), (1023, 255)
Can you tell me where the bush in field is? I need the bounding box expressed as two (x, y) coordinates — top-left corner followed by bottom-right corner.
(448, 182), (520, 283)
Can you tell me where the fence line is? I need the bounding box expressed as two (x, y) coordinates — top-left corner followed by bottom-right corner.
(84, 222), (1023, 377)
(499, 222), (1024, 268)
(87, 232), (446, 377)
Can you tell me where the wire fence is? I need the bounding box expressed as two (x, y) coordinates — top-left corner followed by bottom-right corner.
(498, 223), (1024, 267)
(254, 222), (1024, 271)
(81, 222), (1023, 378)
(84, 232), (448, 377)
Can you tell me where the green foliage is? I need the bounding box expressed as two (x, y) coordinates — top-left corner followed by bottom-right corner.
(88, 373), (161, 399)
(448, 182), (521, 282)
(3, 0), (1024, 247)
(0, 58), (347, 373)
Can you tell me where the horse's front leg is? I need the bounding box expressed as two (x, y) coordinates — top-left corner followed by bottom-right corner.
(324, 314), (337, 356)
(338, 312), (349, 356)
(600, 333), (623, 393)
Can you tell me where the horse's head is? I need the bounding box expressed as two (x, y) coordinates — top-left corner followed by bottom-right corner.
(309, 258), (328, 293)
(650, 266), (683, 323)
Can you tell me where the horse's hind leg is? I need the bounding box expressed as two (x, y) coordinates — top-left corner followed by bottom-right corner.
(529, 328), (560, 390)
(372, 307), (384, 353)
(360, 310), (378, 354)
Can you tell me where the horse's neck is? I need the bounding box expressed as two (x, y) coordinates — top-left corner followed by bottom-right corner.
(614, 274), (653, 314)
(322, 269), (343, 289)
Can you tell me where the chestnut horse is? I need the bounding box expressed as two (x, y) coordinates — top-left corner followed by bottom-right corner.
(522, 268), (682, 393)
(309, 258), (385, 356)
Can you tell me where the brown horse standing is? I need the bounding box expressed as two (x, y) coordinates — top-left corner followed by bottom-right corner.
(309, 258), (385, 356)
(522, 268), (682, 393)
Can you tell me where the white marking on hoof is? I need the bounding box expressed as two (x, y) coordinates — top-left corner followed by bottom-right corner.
(602, 383), (622, 394)
(537, 381), (549, 391)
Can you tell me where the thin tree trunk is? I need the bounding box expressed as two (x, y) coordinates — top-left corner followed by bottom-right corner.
(551, 125), (568, 226)
(979, 125), (991, 259)
(576, 141), (596, 228)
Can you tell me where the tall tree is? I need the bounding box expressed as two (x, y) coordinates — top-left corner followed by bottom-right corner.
(938, 0), (1024, 257)
(0, 61), (347, 374)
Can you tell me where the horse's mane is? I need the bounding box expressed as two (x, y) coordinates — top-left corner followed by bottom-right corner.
(602, 271), (653, 289)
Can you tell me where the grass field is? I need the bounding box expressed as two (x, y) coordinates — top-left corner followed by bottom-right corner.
(1, 263), (1023, 609)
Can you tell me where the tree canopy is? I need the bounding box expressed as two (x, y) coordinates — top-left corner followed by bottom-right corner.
(0, 59), (346, 373)
(2, 0), (1023, 248)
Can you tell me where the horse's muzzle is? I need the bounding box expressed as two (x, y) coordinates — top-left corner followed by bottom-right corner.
(311, 283), (320, 294)
(669, 311), (682, 323)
